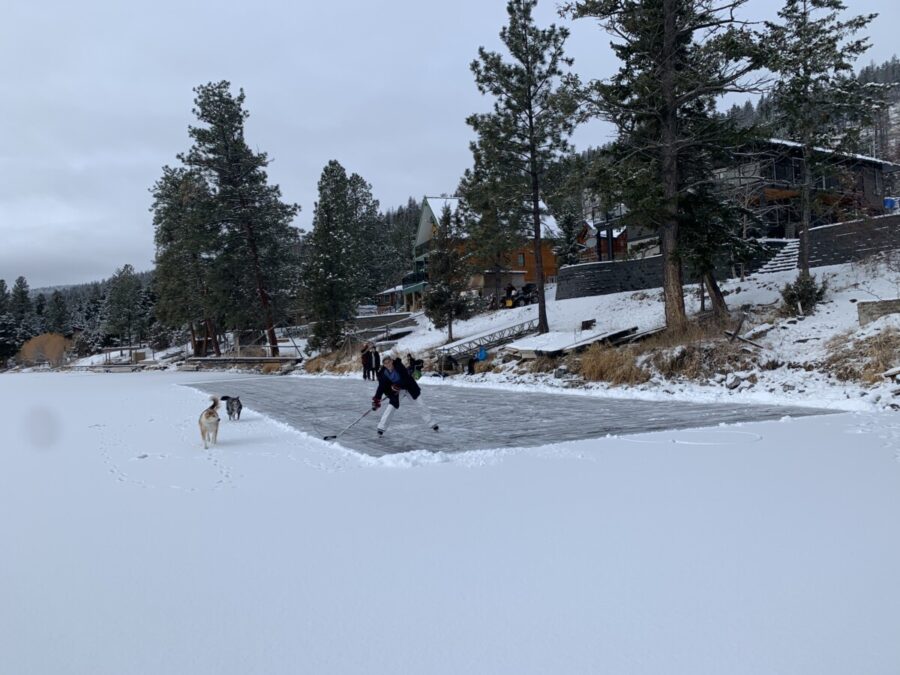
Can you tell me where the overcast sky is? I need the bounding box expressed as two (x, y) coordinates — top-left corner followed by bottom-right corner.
(1, 0), (897, 288)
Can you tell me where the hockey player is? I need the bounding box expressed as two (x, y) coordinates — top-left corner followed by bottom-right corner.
(371, 355), (438, 436)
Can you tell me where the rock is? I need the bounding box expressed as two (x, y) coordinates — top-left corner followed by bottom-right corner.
(725, 373), (743, 390)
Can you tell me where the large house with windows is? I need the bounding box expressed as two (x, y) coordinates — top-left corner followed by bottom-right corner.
(714, 138), (900, 238)
(402, 196), (560, 311)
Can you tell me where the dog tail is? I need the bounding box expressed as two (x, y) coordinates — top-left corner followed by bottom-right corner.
(220, 395), (231, 401)
(208, 396), (220, 410)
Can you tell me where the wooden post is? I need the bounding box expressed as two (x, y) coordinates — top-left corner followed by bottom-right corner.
(730, 312), (748, 343)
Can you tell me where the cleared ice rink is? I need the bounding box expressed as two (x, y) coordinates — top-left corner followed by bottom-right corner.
(188, 375), (834, 456)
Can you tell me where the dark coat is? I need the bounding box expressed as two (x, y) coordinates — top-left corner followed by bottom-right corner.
(374, 361), (421, 408)
(361, 349), (373, 369)
(372, 350), (381, 369)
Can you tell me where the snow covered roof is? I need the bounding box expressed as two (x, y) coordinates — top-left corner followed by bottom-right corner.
(767, 138), (900, 169)
(377, 285), (403, 296)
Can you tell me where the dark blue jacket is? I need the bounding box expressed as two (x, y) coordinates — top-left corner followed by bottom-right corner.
(374, 361), (421, 408)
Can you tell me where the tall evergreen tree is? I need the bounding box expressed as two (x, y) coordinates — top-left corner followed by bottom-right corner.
(9, 276), (33, 325)
(45, 290), (71, 334)
(383, 197), (422, 284)
(303, 160), (358, 351)
(563, 0), (763, 330)
(423, 206), (472, 342)
(9, 276), (38, 345)
(151, 167), (223, 355)
(765, 0), (883, 276)
(0, 279), (9, 315)
(105, 264), (144, 347)
(0, 313), (17, 363)
(458, 164), (526, 302)
(554, 211), (583, 267)
(179, 82), (300, 355)
(347, 172), (386, 301)
(468, 0), (579, 333)
(0, 279), (14, 362)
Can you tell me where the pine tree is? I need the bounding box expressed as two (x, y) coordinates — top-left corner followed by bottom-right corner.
(45, 290), (71, 334)
(423, 206), (472, 342)
(179, 82), (300, 355)
(458, 164), (527, 303)
(33, 293), (47, 335)
(383, 197), (422, 285)
(563, 0), (763, 330)
(9, 276), (32, 325)
(347, 172), (386, 301)
(0, 312), (18, 364)
(303, 160), (358, 351)
(9, 276), (38, 345)
(105, 265), (144, 347)
(678, 187), (762, 317)
(0, 279), (9, 315)
(765, 0), (884, 276)
(554, 211), (583, 267)
(0, 280), (14, 362)
(468, 0), (579, 333)
(151, 167), (223, 355)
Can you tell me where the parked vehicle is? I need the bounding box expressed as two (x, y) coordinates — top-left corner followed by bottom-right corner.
(512, 283), (539, 307)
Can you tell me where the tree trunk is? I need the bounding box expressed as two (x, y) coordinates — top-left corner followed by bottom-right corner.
(238, 201), (279, 356)
(189, 322), (200, 357)
(531, 175), (549, 333)
(659, 0), (687, 332)
(703, 272), (729, 318)
(448, 314), (454, 342)
(206, 318), (221, 357)
(798, 146), (812, 277)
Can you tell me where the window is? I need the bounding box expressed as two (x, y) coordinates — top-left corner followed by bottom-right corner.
(517, 253), (525, 266)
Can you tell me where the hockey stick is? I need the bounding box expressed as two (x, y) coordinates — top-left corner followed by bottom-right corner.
(323, 403), (380, 441)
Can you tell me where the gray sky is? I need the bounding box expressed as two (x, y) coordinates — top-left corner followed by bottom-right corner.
(1, 0), (897, 288)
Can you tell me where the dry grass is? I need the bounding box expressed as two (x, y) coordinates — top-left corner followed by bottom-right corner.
(825, 327), (900, 384)
(239, 346), (269, 357)
(529, 356), (558, 373)
(636, 319), (725, 353)
(304, 352), (357, 374)
(260, 363), (282, 374)
(475, 354), (497, 374)
(626, 317), (754, 381)
(18, 333), (71, 367)
(577, 343), (651, 385)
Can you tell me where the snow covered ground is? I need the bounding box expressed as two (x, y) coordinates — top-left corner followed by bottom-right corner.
(3, 370), (900, 674)
(391, 259), (900, 412)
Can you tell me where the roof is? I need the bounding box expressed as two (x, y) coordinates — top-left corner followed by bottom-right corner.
(415, 196), (462, 248)
(766, 138), (900, 169)
(415, 195), (559, 248)
(376, 285), (403, 296)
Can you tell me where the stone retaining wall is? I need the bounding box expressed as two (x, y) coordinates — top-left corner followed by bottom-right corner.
(858, 299), (900, 327)
(556, 214), (900, 300)
(556, 242), (785, 300)
(808, 214), (900, 268)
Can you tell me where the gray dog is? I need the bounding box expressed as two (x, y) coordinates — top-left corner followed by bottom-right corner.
(219, 395), (242, 421)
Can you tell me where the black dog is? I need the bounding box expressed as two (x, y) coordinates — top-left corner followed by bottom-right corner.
(219, 396), (242, 421)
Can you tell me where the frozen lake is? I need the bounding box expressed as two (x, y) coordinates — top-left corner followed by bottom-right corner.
(188, 375), (834, 457)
